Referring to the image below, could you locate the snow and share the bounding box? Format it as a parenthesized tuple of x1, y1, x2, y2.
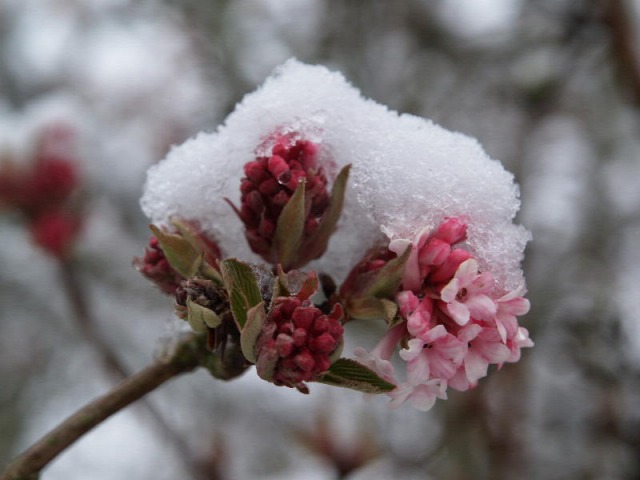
(141, 59, 530, 291)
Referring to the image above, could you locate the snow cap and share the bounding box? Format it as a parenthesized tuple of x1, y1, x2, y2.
(141, 59, 530, 291)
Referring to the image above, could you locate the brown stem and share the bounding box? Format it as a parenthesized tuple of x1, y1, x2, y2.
(0, 334, 203, 480)
(58, 261, 217, 480)
(58, 261, 131, 382)
(603, 0, 640, 107)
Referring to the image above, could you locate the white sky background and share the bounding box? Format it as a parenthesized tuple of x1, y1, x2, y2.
(2, 0, 640, 478)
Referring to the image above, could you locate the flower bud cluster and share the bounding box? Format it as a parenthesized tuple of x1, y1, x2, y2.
(135, 236, 184, 295)
(237, 134, 329, 264)
(0, 124, 82, 258)
(355, 217, 533, 411)
(134, 219, 223, 296)
(257, 296, 343, 390)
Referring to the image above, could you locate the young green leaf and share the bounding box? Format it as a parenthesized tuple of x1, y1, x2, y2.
(186, 297, 222, 333)
(272, 266, 291, 300)
(317, 358, 395, 394)
(363, 246, 411, 298)
(240, 302, 266, 363)
(273, 179, 306, 270)
(220, 258, 263, 329)
(347, 297, 398, 323)
(303, 164, 351, 262)
(149, 224, 201, 278)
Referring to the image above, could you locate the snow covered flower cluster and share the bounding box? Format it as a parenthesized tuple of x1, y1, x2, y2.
(137, 59, 532, 409)
(0, 123, 83, 258)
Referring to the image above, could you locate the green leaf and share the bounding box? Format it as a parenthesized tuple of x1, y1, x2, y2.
(328, 337, 344, 364)
(346, 297, 385, 320)
(317, 358, 395, 394)
(171, 218, 223, 284)
(220, 258, 263, 329)
(380, 298, 400, 325)
(273, 179, 306, 270)
(171, 218, 201, 251)
(240, 302, 266, 363)
(272, 266, 291, 300)
(302, 164, 350, 262)
(256, 345, 279, 382)
(186, 297, 222, 333)
(363, 246, 411, 298)
(347, 297, 398, 322)
(150, 224, 201, 278)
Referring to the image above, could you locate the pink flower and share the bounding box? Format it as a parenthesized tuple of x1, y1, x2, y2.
(390, 217, 469, 292)
(399, 325, 466, 381)
(439, 259, 496, 326)
(396, 292, 466, 380)
(505, 326, 534, 363)
(448, 323, 511, 391)
(388, 379, 448, 412)
(396, 290, 433, 338)
(495, 287, 531, 342)
(353, 323, 405, 384)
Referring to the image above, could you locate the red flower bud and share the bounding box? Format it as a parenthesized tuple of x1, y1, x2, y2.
(235, 133, 331, 265)
(256, 295, 344, 390)
(29, 210, 82, 258)
(134, 236, 184, 295)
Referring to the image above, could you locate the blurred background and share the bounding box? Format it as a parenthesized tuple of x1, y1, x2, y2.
(1, 0, 639, 479)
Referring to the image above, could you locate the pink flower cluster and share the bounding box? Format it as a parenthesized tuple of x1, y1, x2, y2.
(355, 218, 533, 411)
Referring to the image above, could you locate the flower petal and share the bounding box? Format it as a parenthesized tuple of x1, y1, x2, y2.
(447, 300, 470, 325)
(466, 294, 497, 321)
(464, 350, 489, 383)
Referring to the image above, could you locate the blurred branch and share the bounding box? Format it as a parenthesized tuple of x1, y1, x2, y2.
(58, 260, 220, 480)
(59, 261, 131, 381)
(602, 0, 640, 107)
(0, 333, 204, 480)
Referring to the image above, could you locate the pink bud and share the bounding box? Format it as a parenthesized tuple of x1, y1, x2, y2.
(430, 248, 473, 284)
(276, 333, 295, 357)
(310, 333, 338, 354)
(294, 350, 315, 372)
(292, 307, 315, 329)
(432, 217, 467, 244)
(267, 155, 291, 184)
(419, 238, 451, 266)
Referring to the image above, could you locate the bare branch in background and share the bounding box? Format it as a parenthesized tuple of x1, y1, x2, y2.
(602, 0, 640, 107)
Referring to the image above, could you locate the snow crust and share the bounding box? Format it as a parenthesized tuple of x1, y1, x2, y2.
(141, 59, 530, 291)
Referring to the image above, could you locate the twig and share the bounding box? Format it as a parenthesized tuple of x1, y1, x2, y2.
(58, 261, 131, 381)
(602, 0, 640, 107)
(0, 334, 204, 480)
(57, 261, 218, 479)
